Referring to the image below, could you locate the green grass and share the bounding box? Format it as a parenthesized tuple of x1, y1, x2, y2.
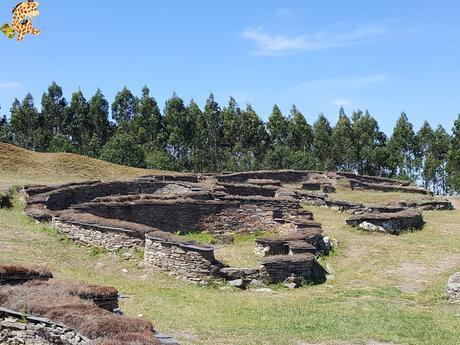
(332, 189, 434, 206)
(1, 193, 459, 344)
(181, 231, 215, 244)
(215, 231, 273, 268)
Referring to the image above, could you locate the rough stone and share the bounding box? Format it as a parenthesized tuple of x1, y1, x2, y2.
(261, 254, 321, 284)
(247, 179, 282, 187)
(255, 288, 274, 294)
(212, 234, 235, 245)
(358, 221, 386, 233)
(346, 210, 424, 235)
(447, 272, 460, 302)
(349, 178, 431, 195)
(144, 231, 223, 281)
(0, 308, 90, 345)
(228, 279, 246, 289)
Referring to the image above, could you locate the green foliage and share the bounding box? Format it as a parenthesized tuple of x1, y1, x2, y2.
(351, 110, 388, 176)
(88, 89, 111, 155)
(68, 91, 91, 155)
(111, 87, 137, 128)
(388, 112, 418, 180)
(264, 146, 314, 170)
(267, 105, 289, 146)
(2, 83, 460, 195)
(41, 82, 68, 145)
(100, 132, 145, 168)
(164, 93, 194, 169)
(48, 134, 75, 153)
(143, 144, 179, 171)
(313, 114, 334, 170)
(0, 112, 12, 143)
(10, 94, 41, 150)
(332, 108, 354, 171)
(448, 114, 460, 192)
(203, 93, 224, 171)
(287, 105, 313, 152)
(133, 86, 163, 148)
(88, 246, 107, 258)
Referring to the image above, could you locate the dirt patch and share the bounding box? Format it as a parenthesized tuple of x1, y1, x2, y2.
(448, 197, 460, 210)
(393, 262, 431, 293)
(392, 254, 460, 293)
(298, 342, 397, 345)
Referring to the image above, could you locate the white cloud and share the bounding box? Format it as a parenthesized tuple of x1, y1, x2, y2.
(241, 26, 384, 56)
(301, 74, 388, 89)
(0, 82, 22, 89)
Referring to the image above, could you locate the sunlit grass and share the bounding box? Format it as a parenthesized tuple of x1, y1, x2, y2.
(332, 189, 432, 206)
(1, 195, 459, 344)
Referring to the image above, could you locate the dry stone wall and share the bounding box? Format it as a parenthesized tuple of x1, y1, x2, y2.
(0, 308, 90, 345)
(261, 254, 322, 284)
(144, 232, 223, 281)
(52, 219, 143, 252)
(346, 209, 424, 235)
(349, 179, 431, 195)
(73, 199, 289, 235)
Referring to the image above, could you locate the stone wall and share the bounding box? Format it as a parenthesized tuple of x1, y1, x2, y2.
(144, 232, 223, 282)
(218, 182, 278, 197)
(220, 195, 300, 211)
(346, 210, 424, 235)
(52, 219, 143, 252)
(255, 229, 325, 257)
(44, 180, 169, 211)
(349, 179, 431, 195)
(335, 172, 411, 186)
(140, 174, 199, 183)
(216, 170, 314, 183)
(73, 199, 288, 234)
(260, 254, 322, 284)
(0, 307, 90, 345)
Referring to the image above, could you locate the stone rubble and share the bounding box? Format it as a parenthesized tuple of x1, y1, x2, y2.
(23, 170, 442, 286)
(0, 309, 90, 345)
(447, 272, 460, 302)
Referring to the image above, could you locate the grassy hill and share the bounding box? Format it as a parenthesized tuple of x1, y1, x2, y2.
(0, 143, 460, 345)
(0, 143, 159, 190)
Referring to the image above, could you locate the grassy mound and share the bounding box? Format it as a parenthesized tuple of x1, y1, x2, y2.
(0, 143, 155, 189)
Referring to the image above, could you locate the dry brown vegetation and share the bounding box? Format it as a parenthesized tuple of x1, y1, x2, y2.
(0, 279, 159, 344)
(0, 143, 156, 190)
(0, 264, 52, 279)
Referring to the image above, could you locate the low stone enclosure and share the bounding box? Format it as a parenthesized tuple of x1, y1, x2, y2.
(22, 170, 454, 285)
(346, 209, 425, 235)
(0, 264, 179, 345)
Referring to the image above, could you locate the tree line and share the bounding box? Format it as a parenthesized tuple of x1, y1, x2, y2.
(0, 82, 459, 194)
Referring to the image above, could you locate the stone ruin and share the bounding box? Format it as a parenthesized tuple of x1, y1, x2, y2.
(0, 264, 179, 345)
(21, 170, 453, 285)
(346, 209, 425, 235)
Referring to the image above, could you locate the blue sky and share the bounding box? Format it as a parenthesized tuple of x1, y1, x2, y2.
(1, 0, 460, 134)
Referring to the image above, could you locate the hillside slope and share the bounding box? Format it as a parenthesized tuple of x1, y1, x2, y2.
(0, 143, 160, 189)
